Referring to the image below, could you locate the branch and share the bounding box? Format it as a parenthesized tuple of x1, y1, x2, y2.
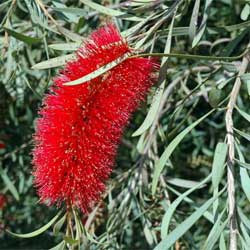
(225, 45, 249, 250)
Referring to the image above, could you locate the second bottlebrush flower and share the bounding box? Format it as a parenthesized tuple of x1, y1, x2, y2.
(33, 24, 158, 213)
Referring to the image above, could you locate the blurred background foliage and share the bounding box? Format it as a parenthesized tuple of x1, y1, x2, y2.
(0, 0, 250, 249)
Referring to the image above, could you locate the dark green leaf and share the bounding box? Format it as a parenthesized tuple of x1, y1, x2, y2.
(3, 27, 42, 45)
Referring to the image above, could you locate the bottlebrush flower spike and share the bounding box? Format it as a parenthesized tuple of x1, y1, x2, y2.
(0, 194, 6, 210)
(33, 24, 158, 213)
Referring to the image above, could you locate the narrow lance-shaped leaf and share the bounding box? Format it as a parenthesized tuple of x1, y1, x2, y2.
(132, 12, 176, 136)
(236, 106, 250, 123)
(3, 27, 42, 45)
(49, 241, 66, 250)
(161, 174, 211, 239)
(235, 143, 250, 202)
(63, 52, 131, 86)
(7, 211, 62, 238)
(155, 187, 225, 250)
(32, 54, 75, 70)
(53, 214, 66, 235)
(240, 73, 250, 96)
(234, 127, 250, 142)
(189, 0, 200, 41)
(211, 142, 227, 189)
(219, 233, 227, 250)
(49, 42, 80, 51)
(192, 0, 215, 47)
(152, 109, 214, 195)
(202, 208, 228, 250)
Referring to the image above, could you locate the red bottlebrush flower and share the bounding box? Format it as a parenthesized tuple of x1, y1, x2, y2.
(33, 24, 158, 213)
(0, 142, 5, 149)
(0, 194, 6, 210)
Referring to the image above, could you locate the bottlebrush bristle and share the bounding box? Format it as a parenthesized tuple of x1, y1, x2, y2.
(32, 23, 158, 213)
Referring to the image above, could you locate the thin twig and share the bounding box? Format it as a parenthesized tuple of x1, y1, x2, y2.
(143, 65, 218, 154)
(225, 44, 249, 250)
(130, 49, 249, 61)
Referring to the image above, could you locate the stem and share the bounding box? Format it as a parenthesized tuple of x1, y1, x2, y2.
(225, 45, 249, 250)
(130, 50, 249, 61)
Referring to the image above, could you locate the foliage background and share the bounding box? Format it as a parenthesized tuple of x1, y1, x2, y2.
(0, 0, 250, 249)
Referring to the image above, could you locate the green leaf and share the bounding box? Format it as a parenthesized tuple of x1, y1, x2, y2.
(244, 73, 250, 96)
(236, 144, 250, 202)
(221, 29, 249, 57)
(80, 0, 142, 21)
(152, 110, 213, 195)
(224, 21, 250, 32)
(0, 167, 19, 201)
(49, 241, 66, 250)
(32, 54, 75, 70)
(0, 0, 11, 12)
(121, 14, 154, 37)
(143, 225, 154, 245)
(3, 27, 42, 45)
(240, 222, 250, 247)
(52, 2, 82, 23)
(241, 4, 250, 21)
(63, 236, 80, 245)
(56, 26, 83, 42)
(236, 106, 250, 123)
(49, 42, 80, 51)
(241, 73, 250, 96)
(234, 128, 250, 142)
(161, 174, 211, 239)
(155, 188, 224, 250)
(166, 178, 204, 189)
(7, 211, 62, 238)
(211, 142, 227, 189)
(189, 0, 201, 41)
(238, 207, 250, 230)
(208, 87, 221, 108)
(132, 13, 175, 136)
(51, 6, 86, 16)
(192, 0, 214, 47)
(132, 84, 164, 136)
(63, 52, 131, 86)
(202, 209, 228, 250)
(219, 233, 227, 250)
(53, 214, 66, 235)
(235, 159, 250, 171)
(247, 82, 250, 96)
(241, 73, 250, 83)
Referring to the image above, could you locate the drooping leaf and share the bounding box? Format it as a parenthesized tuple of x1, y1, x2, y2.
(155, 188, 224, 250)
(132, 12, 176, 136)
(236, 106, 250, 123)
(32, 54, 75, 70)
(7, 211, 62, 238)
(189, 0, 201, 41)
(49, 241, 66, 250)
(3, 27, 42, 45)
(161, 174, 211, 239)
(53, 214, 66, 235)
(152, 110, 214, 195)
(211, 142, 227, 189)
(236, 143, 250, 202)
(202, 208, 228, 250)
